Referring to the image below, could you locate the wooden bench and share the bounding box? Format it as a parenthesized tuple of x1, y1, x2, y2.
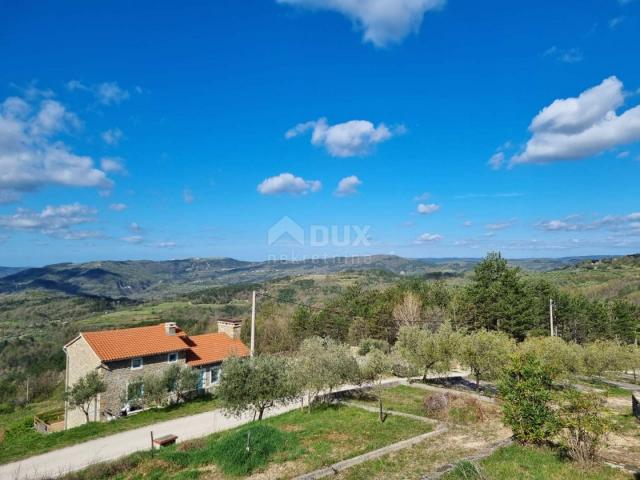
(153, 434, 178, 448)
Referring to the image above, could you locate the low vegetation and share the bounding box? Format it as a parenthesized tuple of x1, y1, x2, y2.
(63, 404, 431, 479)
(443, 444, 629, 480)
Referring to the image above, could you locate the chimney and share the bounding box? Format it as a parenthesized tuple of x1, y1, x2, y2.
(164, 322, 177, 336)
(217, 320, 241, 339)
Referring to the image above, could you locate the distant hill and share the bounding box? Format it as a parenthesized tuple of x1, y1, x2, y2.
(0, 267, 26, 278)
(0, 254, 608, 300)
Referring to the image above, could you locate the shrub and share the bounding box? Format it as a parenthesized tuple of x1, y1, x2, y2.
(498, 353, 558, 444)
(423, 393, 487, 424)
(209, 424, 296, 476)
(447, 460, 487, 479)
(358, 338, 390, 356)
(557, 388, 610, 466)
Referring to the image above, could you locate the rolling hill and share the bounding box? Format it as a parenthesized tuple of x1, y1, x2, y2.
(0, 254, 600, 300)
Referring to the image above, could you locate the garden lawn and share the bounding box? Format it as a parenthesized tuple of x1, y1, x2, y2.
(352, 385, 428, 417)
(443, 444, 631, 480)
(0, 395, 220, 465)
(63, 404, 432, 479)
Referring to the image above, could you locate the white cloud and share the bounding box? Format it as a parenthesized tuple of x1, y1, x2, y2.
(0, 96, 112, 202)
(286, 117, 403, 157)
(609, 16, 625, 28)
(543, 46, 583, 64)
(277, 0, 445, 47)
(257, 173, 322, 195)
(153, 241, 177, 249)
(616, 150, 630, 158)
(96, 82, 130, 105)
(183, 188, 195, 204)
(128, 222, 143, 232)
(121, 235, 144, 244)
(109, 203, 127, 212)
(101, 127, 123, 145)
(538, 212, 640, 232)
(416, 232, 443, 242)
(334, 175, 362, 196)
(413, 192, 430, 201)
(416, 203, 440, 215)
(463, 220, 473, 227)
(486, 220, 516, 231)
(67, 80, 130, 105)
(100, 157, 127, 175)
(0, 203, 99, 239)
(488, 152, 504, 170)
(511, 76, 640, 165)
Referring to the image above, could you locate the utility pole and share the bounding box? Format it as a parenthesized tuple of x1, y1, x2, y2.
(250, 290, 256, 357)
(549, 298, 554, 337)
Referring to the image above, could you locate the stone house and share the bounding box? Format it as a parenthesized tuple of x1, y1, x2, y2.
(63, 320, 249, 430)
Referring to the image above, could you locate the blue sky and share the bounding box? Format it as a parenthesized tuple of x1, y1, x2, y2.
(1, 0, 639, 266)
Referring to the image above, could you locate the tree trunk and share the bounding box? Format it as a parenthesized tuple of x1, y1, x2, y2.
(258, 407, 265, 421)
(475, 374, 480, 390)
(379, 396, 384, 423)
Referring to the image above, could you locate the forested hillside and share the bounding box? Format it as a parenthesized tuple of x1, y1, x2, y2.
(0, 253, 638, 410)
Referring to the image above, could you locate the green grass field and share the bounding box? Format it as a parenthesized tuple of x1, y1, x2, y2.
(442, 444, 630, 480)
(0, 395, 220, 465)
(63, 404, 432, 479)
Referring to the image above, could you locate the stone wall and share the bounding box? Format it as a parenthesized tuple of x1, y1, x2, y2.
(100, 351, 187, 418)
(64, 336, 102, 430)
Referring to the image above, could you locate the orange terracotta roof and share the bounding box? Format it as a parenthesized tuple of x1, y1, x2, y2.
(185, 332, 250, 367)
(82, 324, 190, 362)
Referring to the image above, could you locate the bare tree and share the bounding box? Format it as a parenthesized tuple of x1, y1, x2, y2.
(393, 292, 422, 327)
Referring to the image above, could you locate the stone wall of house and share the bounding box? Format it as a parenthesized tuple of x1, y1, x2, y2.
(64, 336, 102, 430)
(100, 351, 187, 418)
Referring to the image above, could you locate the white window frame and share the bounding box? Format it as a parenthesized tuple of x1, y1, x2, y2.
(210, 365, 221, 385)
(131, 357, 143, 370)
(167, 352, 178, 363)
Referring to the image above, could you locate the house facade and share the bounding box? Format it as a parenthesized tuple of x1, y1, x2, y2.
(63, 320, 249, 430)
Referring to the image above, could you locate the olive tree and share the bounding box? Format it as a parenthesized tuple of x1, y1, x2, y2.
(163, 364, 200, 403)
(361, 349, 393, 422)
(518, 336, 582, 379)
(394, 320, 462, 381)
(582, 340, 627, 376)
(460, 329, 515, 389)
(295, 336, 360, 411)
(217, 355, 298, 420)
(65, 371, 107, 424)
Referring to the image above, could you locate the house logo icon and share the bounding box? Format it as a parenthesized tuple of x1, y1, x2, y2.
(267, 216, 305, 246)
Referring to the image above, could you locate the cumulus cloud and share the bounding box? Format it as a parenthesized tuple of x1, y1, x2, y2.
(416, 232, 443, 242)
(538, 212, 640, 232)
(286, 117, 403, 157)
(0, 96, 112, 202)
(334, 175, 362, 196)
(109, 203, 128, 212)
(257, 173, 322, 195)
(543, 46, 583, 64)
(277, 0, 445, 47)
(153, 241, 177, 249)
(488, 152, 505, 170)
(183, 188, 195, 204)
(100, 157, 127, 175)
(121, 235, 144, 244)
(101, 127, 123, 145)
(417, 203, 440, 215)
(511, 76, 640, 165)
(486, 220, 516, 231)
(0, 203, 99, 239)
(67, 80, 130, 105)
